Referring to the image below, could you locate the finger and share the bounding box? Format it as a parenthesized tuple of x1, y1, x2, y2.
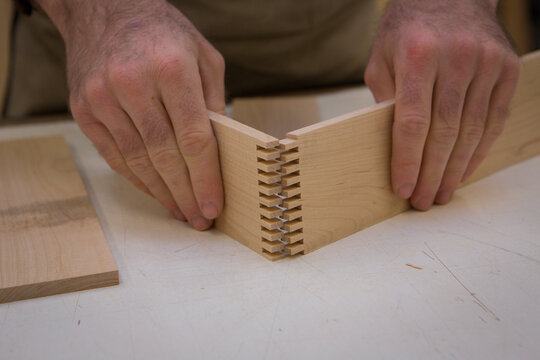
(158, 55, 224, 222)
(364, 55, 395, 103)
(108, 65, 211, 230)
(410, 43, 476, 210)
(83, 78, 186, 221)
(71, 100, 151, 196)
(391, 36, 438, 199)
(435, 52, 502, 204)
(198, 41, 226, 114)
(462, 55, 520, 182)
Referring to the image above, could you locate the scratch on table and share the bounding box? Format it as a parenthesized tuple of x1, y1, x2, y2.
(72, 294, 81, 323)
(439, 230, 540, 265)
(425, 242, 500, 321)
(174, 243, 198, 253)
(422, 250, 435, 261)
(406, 263, 423, 270)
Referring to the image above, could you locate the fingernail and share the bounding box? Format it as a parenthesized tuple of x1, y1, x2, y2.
(191, 215, 210, 231)
(413, 196, 432, 211)
(173, 208, 186, 222)
(201, 201, 218, 219)
(436, 189, 452, 204)
(396, 183, 414, 199)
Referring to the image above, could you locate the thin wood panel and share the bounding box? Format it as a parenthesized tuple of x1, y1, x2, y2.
(288, 51, 540, 254)
(210, 111, 281, 255)
(0, 136, 118, 303)
(288, 103, 408, 254)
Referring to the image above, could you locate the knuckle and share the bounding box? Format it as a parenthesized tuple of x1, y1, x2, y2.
(83, 77, 109, 104)
(447, 37, 478, 74)
(155, 54, 190, 80)
(107, 62, 140, 91)
(395, 115, 430, 138)
(150, 147, 181, 174)
(431, 124, 460, 146)
(461, 123, 485, 144)
(449, 36, 477, 56)
(125, 154, 152, 175)
(402, 32, 438, 64)
(480, 41, 504, 67)
(178, 127, 213, 157)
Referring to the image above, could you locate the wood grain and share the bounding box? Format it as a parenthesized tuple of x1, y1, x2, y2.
(0, 136, 118, 303)
(286, 50, 540, 254)
(210, 111, 282, 258)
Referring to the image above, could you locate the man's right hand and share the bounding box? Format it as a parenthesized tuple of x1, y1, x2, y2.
(38, 0, 225, 230)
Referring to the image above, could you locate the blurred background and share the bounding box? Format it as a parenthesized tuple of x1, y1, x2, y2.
(1, 0, 539, 119)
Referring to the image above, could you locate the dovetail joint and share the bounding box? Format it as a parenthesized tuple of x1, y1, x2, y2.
(257, 142, 304, 260)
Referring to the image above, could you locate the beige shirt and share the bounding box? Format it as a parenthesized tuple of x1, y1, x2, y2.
(5, 0, 377, 117)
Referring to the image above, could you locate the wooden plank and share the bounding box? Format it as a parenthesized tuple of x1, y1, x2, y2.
(210, 111, 281, 255)
(0, 136, 118, 303)
(287, 51, 540, 254)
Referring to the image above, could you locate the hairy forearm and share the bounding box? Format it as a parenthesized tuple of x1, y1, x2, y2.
(33, 0, 165, 42)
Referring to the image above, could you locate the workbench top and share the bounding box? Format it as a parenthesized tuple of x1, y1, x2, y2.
(0, 119, 538, 360)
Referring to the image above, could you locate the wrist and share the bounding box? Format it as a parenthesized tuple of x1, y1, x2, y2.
(33, 0, 141, 42)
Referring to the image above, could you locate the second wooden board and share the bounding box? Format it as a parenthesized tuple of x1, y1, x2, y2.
(0, 136, 119, 304)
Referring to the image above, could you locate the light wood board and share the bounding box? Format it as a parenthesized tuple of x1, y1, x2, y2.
(0, 136, 118, 303)
(210, 111, 282, 258)
(286, 50, 540, 254)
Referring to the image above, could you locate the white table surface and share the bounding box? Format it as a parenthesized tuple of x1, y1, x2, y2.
(0, 107, 539, 360)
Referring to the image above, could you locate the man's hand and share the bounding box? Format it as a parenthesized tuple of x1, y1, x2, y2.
(364, 0, 520, 210)
(38, 0, 225, 229)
